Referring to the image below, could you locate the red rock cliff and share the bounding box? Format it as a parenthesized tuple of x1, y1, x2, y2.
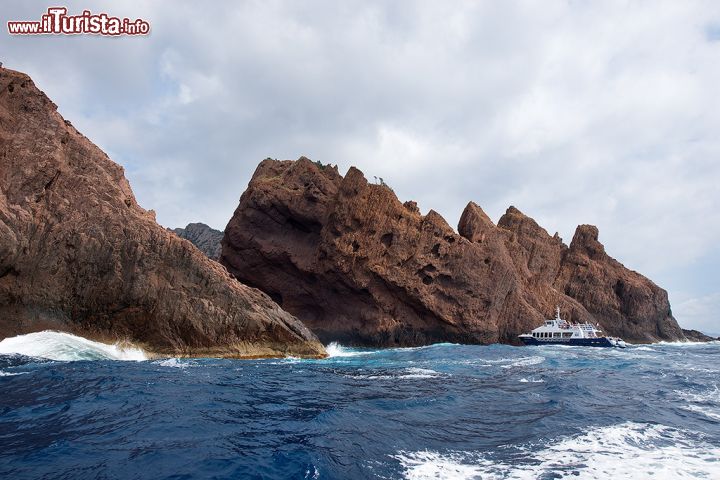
(221, 157, 685, 346)
(0, 68, 325, 358)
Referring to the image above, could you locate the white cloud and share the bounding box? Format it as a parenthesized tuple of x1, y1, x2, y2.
(674, 292, 720, 336)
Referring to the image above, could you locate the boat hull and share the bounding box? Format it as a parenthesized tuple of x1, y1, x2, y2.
(520, 337, 617, 347)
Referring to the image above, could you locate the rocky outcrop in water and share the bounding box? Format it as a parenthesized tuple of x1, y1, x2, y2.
(171, 223, 223, 260)
(221, 157, 687, 346)
(681, 329, 715, 342)
(0, 68, 325, 358)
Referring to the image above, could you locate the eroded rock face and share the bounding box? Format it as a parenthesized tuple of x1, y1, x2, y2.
(171, 223, 223, 260)
(0, 68, 325, 358)
(222, 158, 687, 346)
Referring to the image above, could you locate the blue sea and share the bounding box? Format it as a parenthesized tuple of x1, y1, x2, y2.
(1, 332, 719, 479)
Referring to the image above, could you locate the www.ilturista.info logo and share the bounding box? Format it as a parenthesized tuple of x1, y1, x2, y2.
(7, 7, 150, 36)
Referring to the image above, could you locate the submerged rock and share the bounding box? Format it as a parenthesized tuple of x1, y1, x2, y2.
(0, 68, 325, 358)
(222, 157, 687, 346)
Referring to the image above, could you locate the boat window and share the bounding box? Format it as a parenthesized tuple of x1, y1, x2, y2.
(563, 332, 572, 338)
(553, 332, 561, 338)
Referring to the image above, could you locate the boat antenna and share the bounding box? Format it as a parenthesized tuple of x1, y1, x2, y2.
(555, 306, 561, 320)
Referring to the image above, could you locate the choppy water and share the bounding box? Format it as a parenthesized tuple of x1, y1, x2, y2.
(1, 332, 719, 479)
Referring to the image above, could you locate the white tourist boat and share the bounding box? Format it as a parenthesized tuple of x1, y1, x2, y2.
(519, 307, 627, 348)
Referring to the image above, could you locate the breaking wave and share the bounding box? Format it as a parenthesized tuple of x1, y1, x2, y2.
(395, 422, 720, 479)
(152, 358, 195, 369)
(676, 384, 720, 421)
(519, 377, 544, 383)
(325, 342, 377, 357)
(0, 331, 146, 361)
(344, 367, 445, 380)
(325, 342, 460, 358)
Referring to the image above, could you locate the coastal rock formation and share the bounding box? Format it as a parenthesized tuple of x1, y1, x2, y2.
(171, 223, 223, 260)
(222, 157, 686, 346)
(682, 329, 716, 342)
(0, 68, 325, 358)
(554, 225, 684, 343)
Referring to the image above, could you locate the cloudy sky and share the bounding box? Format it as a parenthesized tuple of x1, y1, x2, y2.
(2, 1, 719, 333)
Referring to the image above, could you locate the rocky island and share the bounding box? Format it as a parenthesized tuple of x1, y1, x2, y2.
(0, 67, 703, 355)
(221, 158, 693, 346)
(0, 68, 325, 358)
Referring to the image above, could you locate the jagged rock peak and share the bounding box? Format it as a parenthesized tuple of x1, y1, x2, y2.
(569, 224, 606, 258)
(506, 205, 523, 215)
(458, 202, 495, 243)
(340, 166, 370, 191)
(423, 209, 454, 232)
(499, 205, 541, 231)
(403, 200, 421, 215)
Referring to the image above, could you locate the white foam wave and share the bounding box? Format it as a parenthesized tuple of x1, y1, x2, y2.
(403, 367, 443, 379)
(153, 358, 193, 369)
(325, 342, 377, 358)
(656, 340, 719, 346)
(345, 367, 445, 380)
(0, 331, 146, 361)
(386, 342, 461, 353)
(325, 342, 462, 358)
(632, 346, 655, 351)
(500, 356, 545, 369)
(395, 422, 720, 479)
(676, 384, 720, 420)
(684, 404, 720, 421)
(395, 451, 485, 479)
(0, 371, 28, 376)
(676, 384, 720, 403)
(519, 377, 544, 383)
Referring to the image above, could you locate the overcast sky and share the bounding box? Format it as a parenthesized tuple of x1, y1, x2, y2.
(2, 1, 719, 333)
